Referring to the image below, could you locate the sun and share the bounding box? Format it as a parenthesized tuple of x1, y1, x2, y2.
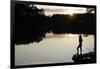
(69, 13, 74, 16)
(68, 13, 75, 19)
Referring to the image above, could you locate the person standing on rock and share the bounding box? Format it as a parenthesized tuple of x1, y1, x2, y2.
(77, 34, 83, 54)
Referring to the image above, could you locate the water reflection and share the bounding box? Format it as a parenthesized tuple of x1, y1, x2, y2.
(15, 34, 94, 66)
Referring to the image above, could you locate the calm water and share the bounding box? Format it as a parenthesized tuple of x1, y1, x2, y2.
(15, 34, 94, 66)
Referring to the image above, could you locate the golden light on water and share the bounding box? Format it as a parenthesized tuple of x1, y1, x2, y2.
(65, 34, 78, 37)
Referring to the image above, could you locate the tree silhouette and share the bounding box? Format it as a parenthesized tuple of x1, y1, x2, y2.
(14, 2, 50, 44)
(50, 13, 95, 34)
(13, 2, 96, 44)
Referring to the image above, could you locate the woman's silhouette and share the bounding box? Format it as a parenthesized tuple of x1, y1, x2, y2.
(77, 34, 83, 54)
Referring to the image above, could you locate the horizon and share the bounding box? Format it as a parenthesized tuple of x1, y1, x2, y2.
(35, 4, 87, 16)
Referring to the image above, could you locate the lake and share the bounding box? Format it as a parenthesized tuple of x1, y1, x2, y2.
(15, 34, 94, 66)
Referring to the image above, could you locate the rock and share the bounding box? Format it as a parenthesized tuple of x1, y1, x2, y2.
(72, 52, 96, 63)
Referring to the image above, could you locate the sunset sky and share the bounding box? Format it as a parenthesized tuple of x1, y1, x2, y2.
(35, 4, 87, 16)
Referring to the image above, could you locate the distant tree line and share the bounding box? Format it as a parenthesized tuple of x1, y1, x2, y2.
(51, 13, 95, 34)
(13, 2, 96, 44)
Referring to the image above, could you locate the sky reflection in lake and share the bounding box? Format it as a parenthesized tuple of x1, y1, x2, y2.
(15, 34, 94, 66)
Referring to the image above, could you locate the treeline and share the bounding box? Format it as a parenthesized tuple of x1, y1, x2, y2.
(13, 2, 96, 44)
(51, 13, 95, 34)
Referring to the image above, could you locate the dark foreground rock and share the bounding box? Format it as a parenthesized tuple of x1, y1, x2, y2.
(72, 52, 96, 63)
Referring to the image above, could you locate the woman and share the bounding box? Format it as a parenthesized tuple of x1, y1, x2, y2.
(77, 34, 83, 54)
